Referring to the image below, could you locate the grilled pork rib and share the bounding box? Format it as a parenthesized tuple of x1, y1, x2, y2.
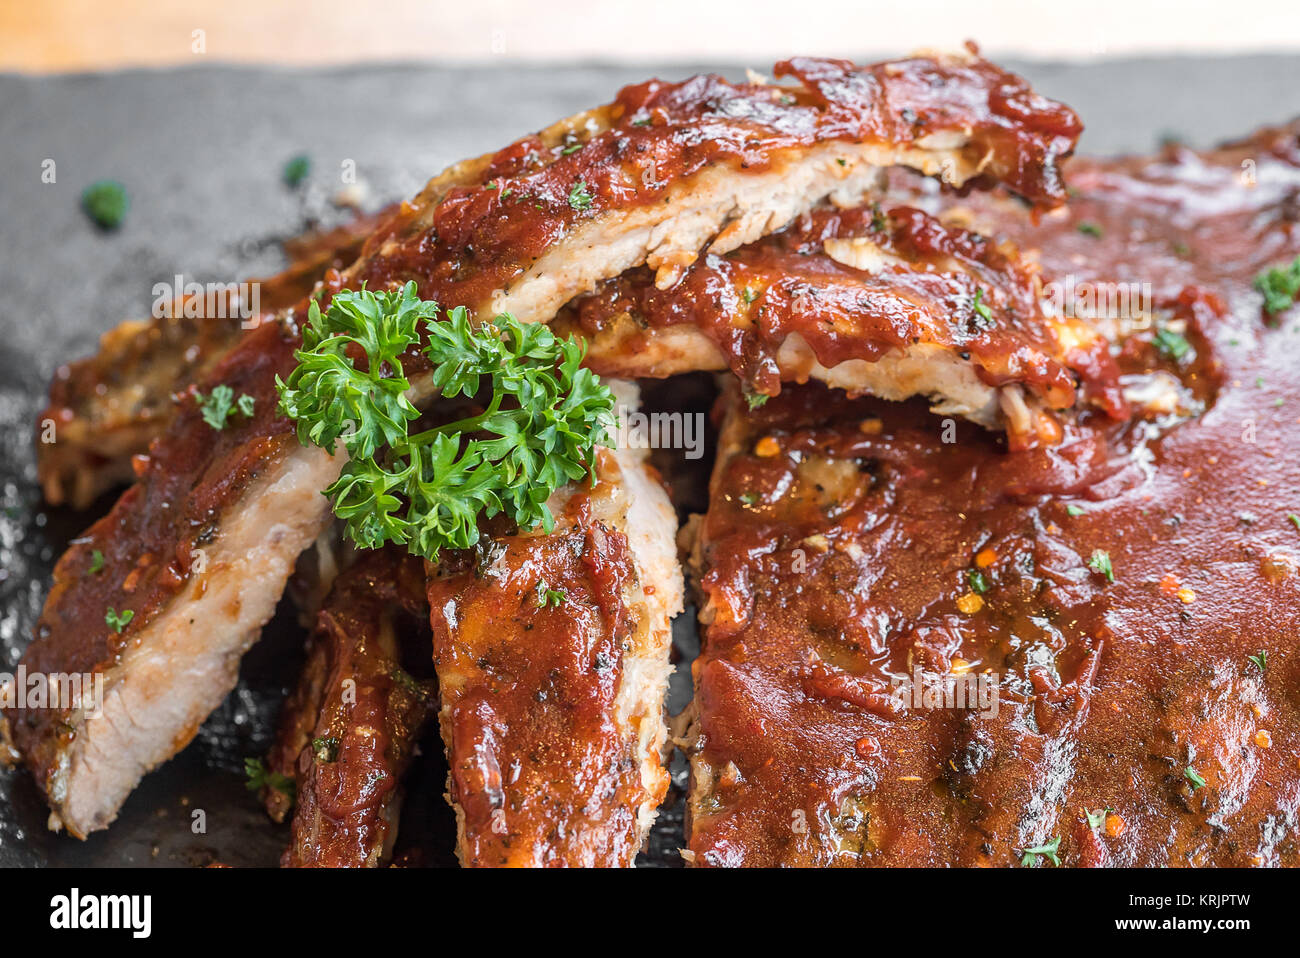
(37, 211, 391, 509)
(343, 49, 1079, 328)
(5, 51, 1079, 837)
(560, 203, 1124, 447)
(426, 383, 683, 866)
(269, 548, 436, 868)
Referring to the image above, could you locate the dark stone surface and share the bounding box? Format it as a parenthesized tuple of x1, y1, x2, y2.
(1, 55, 1297, 867)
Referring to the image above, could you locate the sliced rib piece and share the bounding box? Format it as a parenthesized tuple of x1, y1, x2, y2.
(346, 50, 1079, 327)
(7, 319, 343, 839)
(5, 50, 1075, 838)
(37, 209, 392, 509)
(558, 203, 1125, 446)
(269, 548, 436, 868)
(4, 149, 501, 837)
(426, 383, 683, 866)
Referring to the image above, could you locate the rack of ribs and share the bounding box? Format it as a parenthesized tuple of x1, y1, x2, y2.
(2, 50, 1080, 839)
(683, 123, 1300, 866)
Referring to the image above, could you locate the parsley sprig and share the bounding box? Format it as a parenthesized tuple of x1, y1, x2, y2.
(276, 282, 615, 561)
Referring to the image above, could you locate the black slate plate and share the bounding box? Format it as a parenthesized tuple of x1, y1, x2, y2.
(2, 54, 1297, 867)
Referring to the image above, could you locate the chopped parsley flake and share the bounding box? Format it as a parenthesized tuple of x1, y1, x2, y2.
(536, 581, 566, 608)
(195, 384, 256, 431)
(745, 391, 769, 410)
(1184, 766, 1206, 790)
(1066, 504, 1085, 517)
(1088, 549, 1114, 582)
(967, 569, 990, 594)
(312, 736, 340, 763)
(245, 757, 295, 800)
(568, 179, 594, 211)
(81, 180, 129, 230)
(1152, 327, 1191, 362)
(1254, 255, 1300, 316)
(104, 607, 134, 633)
(972, 288, 994, 327)
(1019, 835, 1061, 867)
(88, 549, 105, 574)
(1085, 807, 1113, 830)
(282, 154, 311, 188)
(1077, 221, 1103, 238)
(1247, 651, 1267, 673)
(1289, 513, 1300, 532)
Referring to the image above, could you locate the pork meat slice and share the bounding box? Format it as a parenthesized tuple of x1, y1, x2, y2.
(426, 382, 683, 866)
(268, 548, 436, 867)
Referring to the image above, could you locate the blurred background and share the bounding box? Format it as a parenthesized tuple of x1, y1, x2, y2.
(3, 0, 1299, 72)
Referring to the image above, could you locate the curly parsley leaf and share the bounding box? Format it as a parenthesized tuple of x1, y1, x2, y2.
(277, 283, 433, 460)
(278, 283, 615, 561)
